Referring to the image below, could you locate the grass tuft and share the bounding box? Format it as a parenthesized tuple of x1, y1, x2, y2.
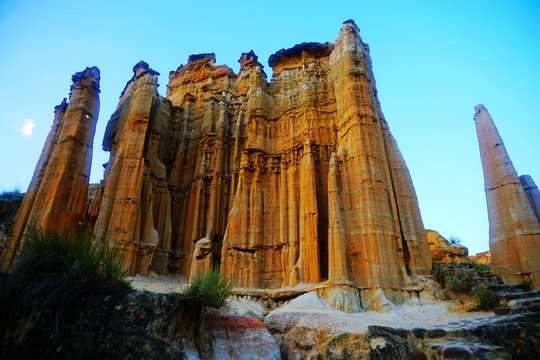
(170, 268, 233, 351)
(432, 261, 448, 285)
(183, 268, 233, 310)
(0, 227, 129, 340)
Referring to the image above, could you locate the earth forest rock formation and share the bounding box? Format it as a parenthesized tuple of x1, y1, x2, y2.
(2, 21, 434, 304)
(474, 105, 540, 287)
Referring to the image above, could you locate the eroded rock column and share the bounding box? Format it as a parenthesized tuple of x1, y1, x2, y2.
(1, 67, 100, 271)
(474, 104, 540, 286)
(329, 20, 431, 294)
(93, 62, 166, 275)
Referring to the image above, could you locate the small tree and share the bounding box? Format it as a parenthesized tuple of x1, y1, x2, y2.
(448, 235, 462, 244)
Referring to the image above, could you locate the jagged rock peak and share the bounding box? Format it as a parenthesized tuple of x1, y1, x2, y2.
(474, 103, 487, 115)
(239, 50, 263, 69)
(188, 53, 216, 64)
(333, 18, 367, 56)
(268, 42, 334, 68)
(342, 19, 360, 31)
(5, 21, 436, 304)
(70, 66, 100, 94)
(54, 98, 68, 113)
(71, 66, 100, 83)
(120, 60, 160, 98)
(427, 230, 469, 263)
(133, 60, 160, 77)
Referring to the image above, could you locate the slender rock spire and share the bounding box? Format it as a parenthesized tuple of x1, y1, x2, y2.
(1, 67, 100, 271)
(474, 104, 540, 286)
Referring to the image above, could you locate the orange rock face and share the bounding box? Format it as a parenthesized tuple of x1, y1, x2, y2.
(474, 104, 540, 287)
(426, 230, 469, 263)
(89, 20, 432, 297)
(0, 67, 100, 270)
(470, 250, 491, 265)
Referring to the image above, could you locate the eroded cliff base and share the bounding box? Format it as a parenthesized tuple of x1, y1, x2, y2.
(2, 278, 538, 360)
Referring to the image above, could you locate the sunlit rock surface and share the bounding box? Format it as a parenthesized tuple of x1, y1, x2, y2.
(470, 250, 491, 265)
(427, 230, 469, 263)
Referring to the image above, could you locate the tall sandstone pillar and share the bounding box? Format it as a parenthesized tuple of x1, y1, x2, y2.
(92, 61, 173, 276)
(474, 104, 540, 287)
(1, 67, 100, 271)
(328, 20, 431, 293)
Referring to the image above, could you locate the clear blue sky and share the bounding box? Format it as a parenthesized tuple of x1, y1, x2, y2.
(1, 1, 538, 255)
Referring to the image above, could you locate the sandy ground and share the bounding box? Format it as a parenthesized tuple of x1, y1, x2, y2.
(128, 274, 497, 332)
(127, 273, 188, 293)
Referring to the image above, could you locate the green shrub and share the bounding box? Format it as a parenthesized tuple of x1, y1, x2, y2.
(0, 186, 21, 197)
(170, 268, 233, 350)
(432, 262, 448, 285)
(471, 260, 491, 273)
(448, 235, 462, 244)
(432, 262, 472, 294)
(476, 289, 499, 310)
(449, 277, 472, 294)
(521, 279, 533, 291)
(0, 227, 129, 339)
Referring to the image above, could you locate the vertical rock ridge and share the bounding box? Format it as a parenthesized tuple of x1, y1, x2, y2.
(93, 62, 165, 275)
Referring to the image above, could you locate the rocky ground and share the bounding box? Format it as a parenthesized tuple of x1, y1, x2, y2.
(0, 268, 538, 359)
(124, 273, 540, 359)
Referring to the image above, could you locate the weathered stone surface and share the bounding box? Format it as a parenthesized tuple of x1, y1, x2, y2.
(0, 287, 280, 360)
(207, 311, 280, 360)
(470, 250, 491, 265)
(1, 67, 100, 271)
(427, 229, 469, 263)
(265, 309, 539, 360)
(88, 20, 431, 301)
(474, 104, 540, 287)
